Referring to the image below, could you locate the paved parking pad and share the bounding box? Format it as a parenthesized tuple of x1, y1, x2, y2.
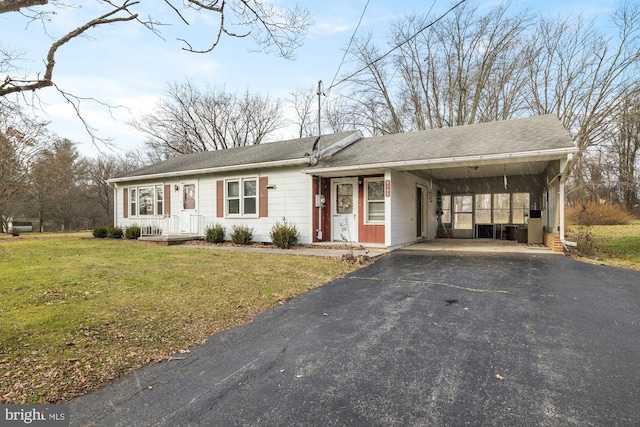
(70, 251, 640, 426)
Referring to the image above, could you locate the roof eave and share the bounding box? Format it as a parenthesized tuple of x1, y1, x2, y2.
(108, 158, 309, 184)
(304, 147, 578, 175)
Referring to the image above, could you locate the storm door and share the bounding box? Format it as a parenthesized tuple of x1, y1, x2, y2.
(181, 182, 197, 233)
(332, 179, 358, 242)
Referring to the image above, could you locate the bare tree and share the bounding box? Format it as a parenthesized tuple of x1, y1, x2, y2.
(344, 1, 532, 134)
(84, 153, 144, 227)
(289, 86, 317, 138)
(131, 80, 286, 156)
(347, 33, 404, 135)
(323, 95, 356, 133)
(526, 1, 640, 195)
(0, 111, 46, 232)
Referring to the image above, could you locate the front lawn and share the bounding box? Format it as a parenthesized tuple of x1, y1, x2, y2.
(0, 233, 357, 404)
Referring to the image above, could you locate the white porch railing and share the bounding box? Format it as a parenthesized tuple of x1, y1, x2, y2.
(138, 214, 205, 236)
(139, 215, 179, 236)
(185, 214, 205, 235)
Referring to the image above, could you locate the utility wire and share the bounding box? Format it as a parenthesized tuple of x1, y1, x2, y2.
(326, 0, 468, 93)
(327, 0, 371, 95)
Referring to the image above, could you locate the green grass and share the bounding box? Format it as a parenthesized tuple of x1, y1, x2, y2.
(566, 220, 640, 270)
(0, 233, 357, 404)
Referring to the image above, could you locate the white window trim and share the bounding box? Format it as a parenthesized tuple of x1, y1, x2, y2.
(128, 184, 165, 217)
(364, 178, 385, 224)
(225, 177, 259, 218)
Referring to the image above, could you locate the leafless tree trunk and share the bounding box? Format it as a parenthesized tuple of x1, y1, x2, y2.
(608, 93, 640, 210)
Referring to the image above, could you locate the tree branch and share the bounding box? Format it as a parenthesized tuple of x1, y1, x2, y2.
(0, 1, 139, 97)
(0, 0, 48, 14)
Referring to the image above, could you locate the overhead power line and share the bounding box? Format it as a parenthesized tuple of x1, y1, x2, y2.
(327, 0, 371, 95)
(326, 0, 468, 93)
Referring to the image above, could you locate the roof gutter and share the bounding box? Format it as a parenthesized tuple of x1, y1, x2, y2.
(107, 158, 308, 184)
(304, 147, 579, 174)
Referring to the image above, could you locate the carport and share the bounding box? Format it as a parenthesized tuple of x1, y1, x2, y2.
(306, 115, 577, 251)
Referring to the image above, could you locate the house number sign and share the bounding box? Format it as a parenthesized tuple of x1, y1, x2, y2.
(385, 180, 391, 197)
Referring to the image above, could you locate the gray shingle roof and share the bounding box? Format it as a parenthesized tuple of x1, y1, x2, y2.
(113, 115, 574, 181)
(113, 132, 357, 180)
(310, 114, 575, 169)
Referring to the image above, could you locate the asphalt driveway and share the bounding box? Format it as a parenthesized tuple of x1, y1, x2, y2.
(69, 251, 640, 426)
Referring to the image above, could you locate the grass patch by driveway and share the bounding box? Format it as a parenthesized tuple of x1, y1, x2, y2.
(567, 220, 640, 270)
(0, 233, 357, 404)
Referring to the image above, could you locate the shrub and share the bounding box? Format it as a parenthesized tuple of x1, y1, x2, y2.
(125, 225, 141, 240)
(565, 202, 634, 226)
(205, 223, 226, 243)
(269, 218, 301, 249)
(107, 226, 124, 239)
(230, 224, 254, 245)
(93, 226, 108, 238)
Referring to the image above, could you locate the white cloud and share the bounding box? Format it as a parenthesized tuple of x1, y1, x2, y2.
(311, 20, 352, 36)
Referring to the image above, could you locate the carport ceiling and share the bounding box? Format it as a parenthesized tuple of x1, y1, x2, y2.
(419, 160, 551, 180)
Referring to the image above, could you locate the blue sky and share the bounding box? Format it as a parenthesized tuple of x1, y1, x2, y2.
(0, 0, 619, 157)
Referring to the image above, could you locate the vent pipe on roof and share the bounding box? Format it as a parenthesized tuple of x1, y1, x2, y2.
(309, 136, 321, 165)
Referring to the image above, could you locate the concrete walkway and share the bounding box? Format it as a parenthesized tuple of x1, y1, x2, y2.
(403, 238, 561, 254)
(177, 239, 561, 258)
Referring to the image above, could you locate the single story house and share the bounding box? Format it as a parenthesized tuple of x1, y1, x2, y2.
(108, 114, 577, 250)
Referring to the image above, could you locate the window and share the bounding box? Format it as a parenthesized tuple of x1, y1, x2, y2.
(336, 183, 354, 214)
(365, 179, 385, 223)
(183, 184, 196, 210)
(493, 193, 510, 224)
(130, 188, 137, 218)
(512, 193, 530, 224)
(128, 185, 164, 216)
(244, 180, 257, 215)
(453, 195, 473, 230)
(156, 186, 164, 215)
(475, 194, 491, 224)
(226, 178, 257, 216)
(138, 187, 154, 215)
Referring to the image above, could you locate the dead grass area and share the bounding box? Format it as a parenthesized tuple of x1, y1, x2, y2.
(0, 233, 358, 404)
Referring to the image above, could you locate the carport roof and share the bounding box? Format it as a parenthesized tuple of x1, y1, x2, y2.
(306, 114, 577, 176)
